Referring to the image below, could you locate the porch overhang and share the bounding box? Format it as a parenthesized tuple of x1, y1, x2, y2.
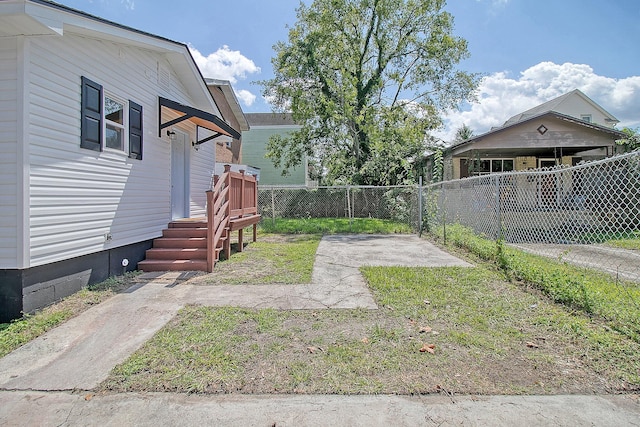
(158, 97, 241, 144)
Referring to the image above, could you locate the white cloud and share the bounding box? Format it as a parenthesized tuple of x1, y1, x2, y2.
(121, 0, 134, 10)
(189, 45, 261, 107)
(97, 0, 134, 10)
(475, 0, 510, 10)
(435, 62, 640, 143)
(189, 45, 261, 84)
(235, 89, 257, 107)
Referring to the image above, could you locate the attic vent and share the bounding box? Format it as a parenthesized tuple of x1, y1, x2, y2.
(157, 62, 171, 92)
(537, 124, 548, 135)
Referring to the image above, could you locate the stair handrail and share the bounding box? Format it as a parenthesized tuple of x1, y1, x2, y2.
(206, 165, 232, 272)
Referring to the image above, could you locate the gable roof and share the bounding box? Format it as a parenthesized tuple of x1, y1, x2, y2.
(206, 79, 250, 132)
(1, 0, 223, 122)
(448, 110, 625, 156)
(503, 89, 619, 127)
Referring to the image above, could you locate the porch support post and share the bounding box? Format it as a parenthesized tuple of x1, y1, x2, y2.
(206, 189, 214, 272)
(223, 165, 231, 260)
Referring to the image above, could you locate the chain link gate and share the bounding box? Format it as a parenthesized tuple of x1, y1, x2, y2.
(424, 151, 640, 283)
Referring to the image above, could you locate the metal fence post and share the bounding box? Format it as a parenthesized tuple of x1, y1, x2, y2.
(418, 177, 423, 236)
(346, 185, 352, 230)
(442, 185, 447, 245)
(271, 188, 275, 225)
(495, 174, 501, 240)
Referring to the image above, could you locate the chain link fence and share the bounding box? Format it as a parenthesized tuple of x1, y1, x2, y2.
(258, 185, 421, 228)
(424, 151, 640, 283)
(256, 151, 639, 283)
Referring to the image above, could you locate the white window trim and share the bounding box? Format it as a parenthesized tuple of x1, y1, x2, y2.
(103, 91, 129, 154)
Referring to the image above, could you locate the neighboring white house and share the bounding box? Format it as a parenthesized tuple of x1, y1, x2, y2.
(0, 0, 240, 321)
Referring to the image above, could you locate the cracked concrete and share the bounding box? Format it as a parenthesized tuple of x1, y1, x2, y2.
(1, 234, 638, 426)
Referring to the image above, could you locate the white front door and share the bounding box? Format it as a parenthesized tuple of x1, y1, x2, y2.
(171, 131, 189, 219)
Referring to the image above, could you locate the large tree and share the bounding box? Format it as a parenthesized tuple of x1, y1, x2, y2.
(616, 127, 640, 152)
(261, 0, 478, 185)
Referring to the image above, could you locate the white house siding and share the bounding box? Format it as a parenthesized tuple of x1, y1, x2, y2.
(26, 34, 210, 267)
(0, 38, 18, 268)
(189, 142, 216, 217)
(557, 96, 611, 128)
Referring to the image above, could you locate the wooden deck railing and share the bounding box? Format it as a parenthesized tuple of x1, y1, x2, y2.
(206, 165, 260, 272)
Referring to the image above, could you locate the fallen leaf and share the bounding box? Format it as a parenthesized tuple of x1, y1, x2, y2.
(526, 341, 539, 348)
(419, 343, 436, 354)
(84, 394, 93, 401)
(361, 337, 369, 344)
(419, 326, 432, 334)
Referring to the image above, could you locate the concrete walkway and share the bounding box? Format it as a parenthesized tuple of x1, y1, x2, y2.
(1, 391, 639, 426)
(1, 234, 638, 426)
(513, 242, 640, 282)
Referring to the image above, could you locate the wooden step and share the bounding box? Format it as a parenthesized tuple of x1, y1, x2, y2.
(152, 237, 207, 248)
(138, 259, 208, 272)
(169, 221, 207, 229)
(162, 227, 207, 238)
(145, 247, 207, 260)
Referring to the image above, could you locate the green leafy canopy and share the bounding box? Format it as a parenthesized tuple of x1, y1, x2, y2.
(616, 127, 640, 152)
(260, 0, 479, 185)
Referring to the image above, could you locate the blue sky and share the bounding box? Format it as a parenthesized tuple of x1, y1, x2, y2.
(57, 0, 640, 141)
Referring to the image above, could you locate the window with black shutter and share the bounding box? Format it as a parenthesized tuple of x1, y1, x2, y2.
(80, 76, 143, 160)
(129, 101, 143, 160)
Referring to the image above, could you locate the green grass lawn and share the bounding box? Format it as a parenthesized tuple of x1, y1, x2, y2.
(579, 230, 640, 250)
(191, 234, 321, 285)
(4, 218, 639, 396)
(258, 217, 413, 234)
(436, 224, 640, 343)
(101, 264, 640, 394)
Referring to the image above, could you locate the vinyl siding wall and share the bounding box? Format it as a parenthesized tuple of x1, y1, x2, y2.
(189, 141, 216, 217)
(0, 38, 18, 268)
(557, 97, 612, 127)
(26, 34, 214, 267)
(242, 126, 306, 186)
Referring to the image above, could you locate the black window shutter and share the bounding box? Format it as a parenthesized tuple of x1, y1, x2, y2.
(129, 101, 143, 160)
(80, 76, 102, 152)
